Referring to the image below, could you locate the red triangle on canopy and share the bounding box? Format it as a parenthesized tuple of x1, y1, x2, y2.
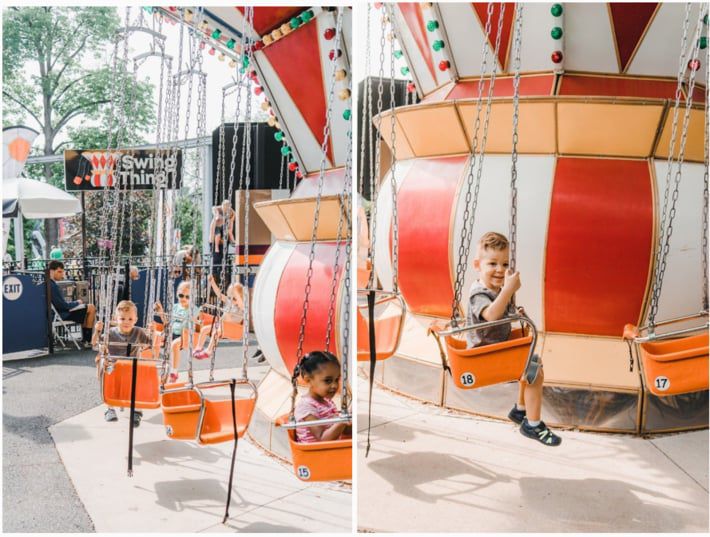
(608, 3, 659, 72)
(398, 3, 437, 82)
(472, 3, 515, 72)
(262, 20, 333, 164)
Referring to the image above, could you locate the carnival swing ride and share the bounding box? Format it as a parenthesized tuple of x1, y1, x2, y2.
(360, 2, 708, 435)
(89, 4, 352, 522)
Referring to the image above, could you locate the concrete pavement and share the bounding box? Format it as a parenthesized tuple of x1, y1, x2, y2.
(50, 365, 351, 533)
(357, 376, 709, 532)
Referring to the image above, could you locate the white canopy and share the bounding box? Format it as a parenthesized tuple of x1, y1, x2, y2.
(3, 177, 82, 219)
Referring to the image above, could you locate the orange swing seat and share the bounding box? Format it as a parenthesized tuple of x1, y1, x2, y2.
(99, 341, 162, 409)
(101, 360, 161, 409)
(430, 315, 537, 390)
(624, 322, 709, 397)
(356, 290, 405, 362)
(276, 415, 352, 482)
(161, 380, 257, 444)
(199, 312, 245, 342)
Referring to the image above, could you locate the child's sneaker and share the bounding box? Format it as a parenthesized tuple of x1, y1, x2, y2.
(132, 410, 143, 428)
(193, 348, 210, 360)
(520, 418, 562, 446)
(104, 408, 118, 422)
(507, 405, 526, 425)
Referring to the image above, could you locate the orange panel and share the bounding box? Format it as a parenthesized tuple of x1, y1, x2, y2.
(397, 105, 469, 156)
(373, 112, 416, 161)
(398, 156, 467, 317)
(558, 74, 676, 99)
(447, 74, 555, 100)
(458, 101, 556, 154)
(654, 107, 706, 162)
(557, 102, 663, 157)
(545, 158, 653, 336)
(274, 242, 345, 373)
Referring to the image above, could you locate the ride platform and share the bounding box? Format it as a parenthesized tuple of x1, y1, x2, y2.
(49, 366, 351, 533)
(358, 374, 709, 532)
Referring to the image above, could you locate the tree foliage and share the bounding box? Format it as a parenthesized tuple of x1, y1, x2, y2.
(3, 6, 156, 248)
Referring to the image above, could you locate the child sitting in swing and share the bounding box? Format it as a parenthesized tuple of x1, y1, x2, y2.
(293, 351, 352, 443)
(192, 274, 244, 360)
(467, 232, 561, 446)
(153, 281, 200, 383)
(92, 300, 152, 426)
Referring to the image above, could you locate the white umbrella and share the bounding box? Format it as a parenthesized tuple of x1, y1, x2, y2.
(3, 177, 82, 219)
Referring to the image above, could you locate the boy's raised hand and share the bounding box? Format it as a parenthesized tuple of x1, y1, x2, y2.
(503, 269, 521, 294)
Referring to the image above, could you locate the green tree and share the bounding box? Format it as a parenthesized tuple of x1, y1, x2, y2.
(2, 7, 155, 248)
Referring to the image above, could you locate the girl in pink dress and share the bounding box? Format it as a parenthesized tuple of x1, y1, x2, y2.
(293, 351, 351, 443)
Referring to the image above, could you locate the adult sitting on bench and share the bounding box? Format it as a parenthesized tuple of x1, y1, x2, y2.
(48, 260, 96, 345)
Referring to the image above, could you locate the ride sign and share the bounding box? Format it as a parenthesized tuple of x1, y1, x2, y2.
(64, 148, 182, 191)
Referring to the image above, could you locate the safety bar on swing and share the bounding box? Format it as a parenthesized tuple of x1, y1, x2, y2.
(278, 413, 352, 430)
(200, 303, 239, 315)
(356, 288, 403, 302)
(101, 344, 163, 365)
(624, 311, 709, 343)
(432, 314, 538, 370)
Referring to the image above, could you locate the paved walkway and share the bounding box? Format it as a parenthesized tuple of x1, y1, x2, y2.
(4, 344, 351, 532)
(51, 396, 351, 532)
(358, 377, 709, 532)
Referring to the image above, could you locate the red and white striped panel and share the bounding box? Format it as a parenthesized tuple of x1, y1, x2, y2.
(199, 8, 351, 174)
(374, 155, 705, 337)
(254, 8, 351, 174)
(253, 240, 347, 378)
(395, 2, 707, 94)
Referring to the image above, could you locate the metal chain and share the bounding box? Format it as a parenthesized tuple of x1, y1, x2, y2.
(385, 4, 400, 293)
(206, 8, 251, 379)
(509, 4, 523, 271)
(183, 27, 206, 386)
(295, 8, 345, 364)
(359, 3, 373, 198)
(648, 3, 706, 326)
(97, 7, 130, 330)
(450, 2, 500, 323)
(325, 127, 352, 351)
(102, 8, 134, 345)
(367, 9, 388, 290)
(240, 6, 255, 379)
(340, 132, 354, 411)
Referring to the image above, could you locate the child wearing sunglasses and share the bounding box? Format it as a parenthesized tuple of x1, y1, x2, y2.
(154, 281, 199, 382)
